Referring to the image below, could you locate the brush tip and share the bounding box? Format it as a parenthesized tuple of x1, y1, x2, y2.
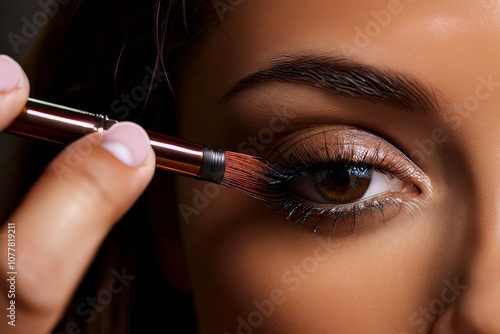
(221, 151, 274, 201)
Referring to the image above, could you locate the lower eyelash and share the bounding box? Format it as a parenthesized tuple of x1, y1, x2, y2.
(267, 191, 404, 234)
(258, 156, 409, 234)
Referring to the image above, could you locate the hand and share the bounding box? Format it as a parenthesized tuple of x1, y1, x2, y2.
(0, 55, 155, 333)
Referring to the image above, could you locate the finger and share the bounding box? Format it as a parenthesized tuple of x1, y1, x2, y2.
(0, 55, 30, 131)
(0, 122, 155, 333)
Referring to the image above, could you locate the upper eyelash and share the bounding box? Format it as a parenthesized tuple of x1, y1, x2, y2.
(266, 141, 414, 183)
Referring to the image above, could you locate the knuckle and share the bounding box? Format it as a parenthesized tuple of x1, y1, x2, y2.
(70, 161, 121, 219)
(50, 140, 124, 223)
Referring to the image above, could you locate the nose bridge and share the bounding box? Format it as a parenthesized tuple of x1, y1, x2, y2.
(450, 121, 500, 332)
(453, 197, 500, 332)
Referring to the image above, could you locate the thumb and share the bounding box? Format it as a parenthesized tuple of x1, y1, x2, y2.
(0, 122, 155, 333)
(0, 55, 30, 131)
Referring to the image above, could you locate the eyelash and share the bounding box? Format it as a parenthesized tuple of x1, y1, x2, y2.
(259, 131, 422, 234)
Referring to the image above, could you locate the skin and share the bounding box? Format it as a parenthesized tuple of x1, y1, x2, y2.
(0, 1, 498, 333)
(171, 0, 500, 333)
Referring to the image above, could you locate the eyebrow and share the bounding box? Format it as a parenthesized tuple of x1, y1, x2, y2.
(223, 55, 440, 115)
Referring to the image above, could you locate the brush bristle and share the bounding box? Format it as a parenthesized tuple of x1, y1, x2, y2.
(221, 151, 275, 201)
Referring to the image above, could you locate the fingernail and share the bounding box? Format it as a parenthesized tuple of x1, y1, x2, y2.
(0, 55, 23, 92)
(102, 122, 151, 167)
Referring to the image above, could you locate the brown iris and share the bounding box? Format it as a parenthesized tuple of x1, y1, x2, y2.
(313, 165, 372, 203)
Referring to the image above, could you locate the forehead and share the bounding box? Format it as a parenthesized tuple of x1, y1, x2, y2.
(194, 0, 500, 105)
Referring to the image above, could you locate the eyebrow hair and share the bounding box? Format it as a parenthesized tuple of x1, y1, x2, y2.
(223, 55, 440, 115)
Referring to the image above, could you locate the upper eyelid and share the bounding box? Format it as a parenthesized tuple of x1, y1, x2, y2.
(263, 126, 431, 190)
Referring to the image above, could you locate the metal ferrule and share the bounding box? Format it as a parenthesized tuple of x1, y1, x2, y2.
(199, 146, 226, 184)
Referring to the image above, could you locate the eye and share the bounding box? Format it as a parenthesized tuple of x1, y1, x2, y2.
(260, 126, 427, 234)
(289, 164, 404, 205)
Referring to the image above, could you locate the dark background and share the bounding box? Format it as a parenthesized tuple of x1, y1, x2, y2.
(0, 1, 40, 59)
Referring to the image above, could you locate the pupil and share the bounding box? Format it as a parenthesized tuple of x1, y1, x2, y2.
(331, 166, 351, 189)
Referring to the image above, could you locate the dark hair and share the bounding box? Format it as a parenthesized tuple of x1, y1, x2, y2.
(22, 1, 215, 332)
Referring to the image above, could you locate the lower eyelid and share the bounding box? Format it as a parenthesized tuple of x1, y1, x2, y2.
(276, 195, 407, 235)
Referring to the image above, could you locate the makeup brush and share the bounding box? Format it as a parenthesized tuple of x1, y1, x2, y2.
(6, 98, 272, 200)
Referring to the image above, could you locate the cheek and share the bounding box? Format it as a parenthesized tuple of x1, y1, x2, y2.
(177, 171, 468, 332)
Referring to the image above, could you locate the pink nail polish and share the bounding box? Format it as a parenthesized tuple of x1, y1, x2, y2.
(0, 55, 22, 92)
(102, 122, 151, 167)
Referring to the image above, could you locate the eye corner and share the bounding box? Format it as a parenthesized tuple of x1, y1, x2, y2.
(402, 182, 421, 196)
(405, 169, 433, 199)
